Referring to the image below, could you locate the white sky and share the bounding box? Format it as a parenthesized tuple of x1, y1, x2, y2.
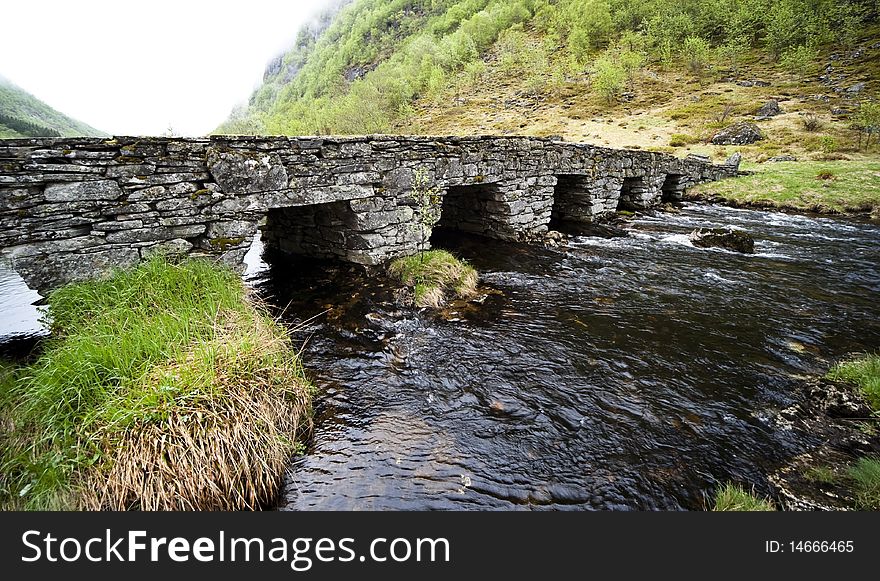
(0, 1, 333, 136)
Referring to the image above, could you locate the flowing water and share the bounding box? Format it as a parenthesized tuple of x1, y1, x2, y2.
(252, 204, 880, 510)
(1, 204, 878, 509)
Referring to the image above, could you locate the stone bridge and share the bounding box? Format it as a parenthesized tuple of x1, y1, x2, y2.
(0, 135, 739, 291)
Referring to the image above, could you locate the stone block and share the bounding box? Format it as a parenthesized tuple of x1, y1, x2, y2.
(207, 147, 288, 193)
(44, 180, 123, 202)
(141, 238, 193, 258)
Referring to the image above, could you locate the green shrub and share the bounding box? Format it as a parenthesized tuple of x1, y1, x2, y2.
(718, 36, 749, 79)
(852, 101, 880, 150)
(780, 44, 818, 76)
(819, 136, 839, 154)
(681, 36, 712, 75)
(592, 56, 626, 103)
(618, 50, 646, 85)
(497, 28, 530, 74)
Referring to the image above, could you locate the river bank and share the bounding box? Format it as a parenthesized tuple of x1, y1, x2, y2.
(686, 160, 880, 218)
(0, 256, 312, 510)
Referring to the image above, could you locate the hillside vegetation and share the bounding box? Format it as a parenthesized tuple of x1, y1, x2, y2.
(217, 0, 879, 163)
(0, 76, 107, 138)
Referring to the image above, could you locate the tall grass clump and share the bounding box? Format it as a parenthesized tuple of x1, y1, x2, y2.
(388, 250, 478, 308)
(828, 353, 880, 411)
(712, 483, 776, 511)
(848, 457, 880, 510)
(0, 256, 312, 510)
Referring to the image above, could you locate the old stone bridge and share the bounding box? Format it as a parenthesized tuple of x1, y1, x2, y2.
(0, 135, 739, 291)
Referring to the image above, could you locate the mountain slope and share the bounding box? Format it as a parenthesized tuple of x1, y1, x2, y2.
(0, 77, 107, 138)
(217, 0, 879, 162)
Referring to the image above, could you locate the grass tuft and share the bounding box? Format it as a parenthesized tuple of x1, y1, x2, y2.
(848, 457, 880, 510)
(0, 256, 312, 510)
(828, 353, 880, 412)
(803, 465, 838, 484)
(388, 250, 478, 308)
(712, 483, 776, 511)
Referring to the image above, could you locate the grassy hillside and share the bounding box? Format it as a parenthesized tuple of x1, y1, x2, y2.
(0, 76, 107, 138)
(217, 0, 880, 165)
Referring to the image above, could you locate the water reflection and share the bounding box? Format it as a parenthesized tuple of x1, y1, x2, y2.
(0, 263, 47, 344)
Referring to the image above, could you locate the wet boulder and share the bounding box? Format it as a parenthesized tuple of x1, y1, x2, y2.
(711, 122, 764, 145)
(689, 227, 755, 254)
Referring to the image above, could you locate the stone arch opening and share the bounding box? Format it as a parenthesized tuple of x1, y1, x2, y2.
(661, 174, 686, 202)
(262, 200, 353, 262)
(617, 176, 647, 211)
(550, 174, 594, 228)
(434, 183, 503, 237)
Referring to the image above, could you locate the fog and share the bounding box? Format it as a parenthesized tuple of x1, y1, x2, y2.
(0, 0, 335, 136)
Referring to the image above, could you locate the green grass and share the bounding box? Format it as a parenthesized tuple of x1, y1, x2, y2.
(689, 161, 880, 215)
(388, 249, 478, 308)
(828, 353, 880, 411)
(668, 133, 702, 147)
(0, 256, 312, 510)
(712, 483, 776, 511)
(848, 457, 880, 510)
(803, 465, 839, 484)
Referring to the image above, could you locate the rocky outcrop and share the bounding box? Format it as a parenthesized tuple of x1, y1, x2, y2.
(689, 227, 755, 254)
(755, 100, 782, 120)
(0, 136, 739, 291)
(723, 152, 742, 170)
(711, 122, 764, 145)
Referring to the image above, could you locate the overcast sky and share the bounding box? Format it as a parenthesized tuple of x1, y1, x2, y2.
(0, 1, 333, 136)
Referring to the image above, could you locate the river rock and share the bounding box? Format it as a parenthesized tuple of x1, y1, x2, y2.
(711, 122, 764, 145)
(755, 100, 782, 119)
(689, 227, 755, 253)
(808, 380, 874, 418)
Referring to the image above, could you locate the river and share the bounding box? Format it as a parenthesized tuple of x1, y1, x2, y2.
(2, 204, 878, 509)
